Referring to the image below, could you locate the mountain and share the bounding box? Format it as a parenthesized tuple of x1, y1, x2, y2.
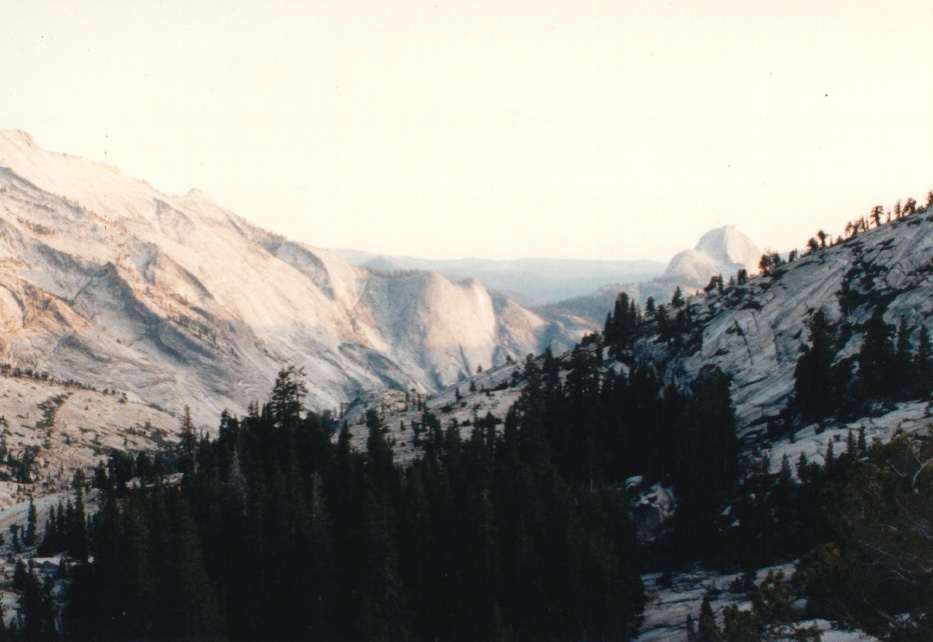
(348, 206, 932, 456)
(0, 137, 928, 639)
(340, 203, 932, 640)
(544, 226, 762, 325)
(0, 131, 590, 427)
(668, 215, 930, 432)
(333, 250, 666, 305)
(660, 225, 762, 285)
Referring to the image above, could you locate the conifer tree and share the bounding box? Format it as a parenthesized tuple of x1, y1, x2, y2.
(25, 495, 37, 547)
(671, 286, 685, 308)
(271, 365, 307, 431)
(794, 310, 841, 421)
(71, 469, 89, 561)
(165, 494, 226, 640)
(17, 560, 48, 637)
(857, 308, 896, 397)
(893, 319, 914, 394)
(917, 325, 932, 396)
(698, 595, 720, 641)
(179, 405, 198, 475)
(306, 472, 337, 637)
(857, 427, 868, 454)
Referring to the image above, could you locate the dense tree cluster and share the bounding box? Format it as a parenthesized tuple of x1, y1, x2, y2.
(604, 291, 703, 357)
(692, 429, 932, 641)
(798, 432, 933, 640)
(5, 343, 745, 640)
(512, 342, 739, 562)
(13, 366, 651, 640)
(792, 306, 932, 424)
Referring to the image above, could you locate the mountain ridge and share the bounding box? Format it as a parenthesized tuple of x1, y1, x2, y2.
(0, 131, 590, 426)
(333, 248, 667, 305)
(346, 205, 932, 455)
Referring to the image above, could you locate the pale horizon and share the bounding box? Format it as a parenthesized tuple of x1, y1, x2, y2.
(2, 1, 931, 262)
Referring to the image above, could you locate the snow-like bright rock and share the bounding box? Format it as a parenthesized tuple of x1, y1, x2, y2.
(0, 131, 589, 428)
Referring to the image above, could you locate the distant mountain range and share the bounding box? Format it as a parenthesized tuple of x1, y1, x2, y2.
(336, 226, 764, 330)
(332, 250, 666, 305)
(544, 225, 763, 325)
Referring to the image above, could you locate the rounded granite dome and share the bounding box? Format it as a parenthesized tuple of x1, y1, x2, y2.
(662, 226, 761, 286)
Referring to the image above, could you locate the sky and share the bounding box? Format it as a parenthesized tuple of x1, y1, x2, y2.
(2, 1, 931, 262)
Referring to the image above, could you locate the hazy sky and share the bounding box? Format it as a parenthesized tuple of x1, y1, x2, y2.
(2, 1, 931, 262)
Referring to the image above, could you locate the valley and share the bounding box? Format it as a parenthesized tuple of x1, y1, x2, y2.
(0, 133, 929, 641)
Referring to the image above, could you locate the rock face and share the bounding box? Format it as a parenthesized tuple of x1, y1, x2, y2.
(662, 226, 762, 286)
(672, 212, 932, 432)
(0, 130, 589, 426)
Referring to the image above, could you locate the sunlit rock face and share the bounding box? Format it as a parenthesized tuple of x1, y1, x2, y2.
(0, 130, 588, 426)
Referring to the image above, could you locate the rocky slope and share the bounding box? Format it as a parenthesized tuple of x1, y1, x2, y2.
(0, 371, 178, 508)
(348, 208, 932, 457)
(669, 213, 931, 432)
(343, 204, 931, 642)
(0, 130, 590, 427)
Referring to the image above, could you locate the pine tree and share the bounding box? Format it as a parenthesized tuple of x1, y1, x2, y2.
(759, 252, 784, 275)
(120, 494, 158, 635)
(893, 319, 914, 395)
(179, 405, 198, 475)
(306, 472, 337, 637)
(165, 494, 226, 639)
(25, 495, 37, 547)
(722, 603, 760, 641)
(70, 469, 89, 561)
(794, 310, 842, 421)
(11, 523, 20, 553)
(916, 325, 932, 396)
(17, 560, 48, 637)
(271, 365, 307, 431)
(857, 308, 896, 397)
(671, 286, 685, 308)
(857, 427, 868, 454)
(698, 595, 720, 641)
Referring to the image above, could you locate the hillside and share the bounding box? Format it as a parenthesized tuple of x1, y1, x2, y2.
(0, 130, 590, 427)
(669, 213, 931, 432)
(351, 208, 931, 452)
(0, 371, 178, 508)
(341, 205, 932, 639)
